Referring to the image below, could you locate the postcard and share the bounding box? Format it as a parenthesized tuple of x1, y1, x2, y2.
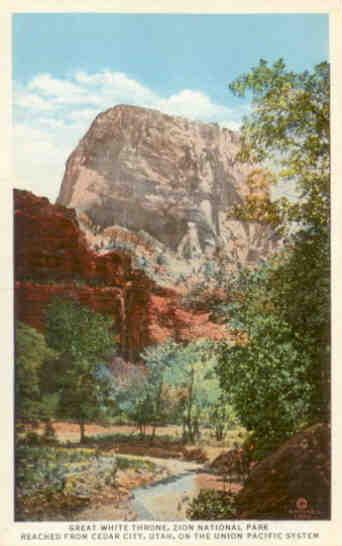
(0, 1, 341, 545)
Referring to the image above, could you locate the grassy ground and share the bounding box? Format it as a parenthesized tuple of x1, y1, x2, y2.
(15, 444, 167, 521)
(16, 422, 247, 521)
(31, 421, 247, 461)
(36, 422, 184, 443)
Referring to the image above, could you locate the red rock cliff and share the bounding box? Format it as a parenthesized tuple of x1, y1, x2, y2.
(15, 189, 227, 360)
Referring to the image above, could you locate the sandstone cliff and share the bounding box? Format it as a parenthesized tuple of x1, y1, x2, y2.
(15, 190, 227, 361)
(57, 105, 278, 275)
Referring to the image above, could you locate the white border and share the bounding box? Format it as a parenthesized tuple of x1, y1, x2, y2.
(0, 2, 341, 545)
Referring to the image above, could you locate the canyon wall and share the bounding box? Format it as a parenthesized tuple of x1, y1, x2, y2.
(15, 190, 226, 361)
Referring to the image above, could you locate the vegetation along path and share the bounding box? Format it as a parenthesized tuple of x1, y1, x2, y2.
(72, 454, 228, 521)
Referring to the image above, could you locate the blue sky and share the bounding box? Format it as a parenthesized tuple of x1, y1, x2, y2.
(13, 13, 329, 201)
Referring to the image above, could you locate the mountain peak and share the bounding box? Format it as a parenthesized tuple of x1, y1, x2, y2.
(57, 105, 278, 284)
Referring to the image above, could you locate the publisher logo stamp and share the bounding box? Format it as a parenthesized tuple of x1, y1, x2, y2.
(289, 497, 320, 519)
(296, 497, 309, 511)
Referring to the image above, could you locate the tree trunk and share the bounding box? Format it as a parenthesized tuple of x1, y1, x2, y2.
(182, 417, 187, 443)
(186, 366, 195, 443)
(44, 419, 56, 443)
(193, 417, 200, 441)
(187, 423, 195, 444)
(215, 424, 224, 441)
(79, 420, 86, 443)
(150, 425, 157, 445)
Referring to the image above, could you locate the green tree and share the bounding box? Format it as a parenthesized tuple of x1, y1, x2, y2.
(208, 395, 238, 442)
(15, 322, 56, 424)
(215, 59, 330, 454)
(231, 58, 329, 416)
(217, 312, 312, 456)
(45, 299, 116, 442)
(114, 341, 180, 436)
(229, 58, 329, 231)
(165, 340, 223, 442)
(140, 340, 180, 438)
(116, 370, 154, 436)
(118, 339, 227, 443)
(263, 233, 329, 419)
(183, 343, 217, 442)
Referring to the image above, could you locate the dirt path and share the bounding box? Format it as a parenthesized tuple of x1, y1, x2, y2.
(130, 463, 240, 521)
(71, 455, 203, 521)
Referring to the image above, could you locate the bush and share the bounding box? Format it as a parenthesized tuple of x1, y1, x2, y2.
(218, 315, 312, 455)
(16, 446, 117, 500)
(22, 431, 43, 446)
(182, 447, 207, 463)
(84, 432, 142, 444)
(15, 322, 56, 423)
(116, 456, 156, 472)
(186, 489, 237, 520)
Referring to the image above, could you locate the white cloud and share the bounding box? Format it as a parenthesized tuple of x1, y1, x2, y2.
(13, 70, 246, 202)
(13, 124, 69, 202)
(14, 88, 54, 112)
(74, 70, 158, 105)
(157, 89, 231, 121)
(38, 117, 69, 129)
(219, 119, 242, 131)
(29, 73, 87, 104)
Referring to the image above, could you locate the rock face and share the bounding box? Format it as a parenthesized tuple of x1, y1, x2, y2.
(15, 190, 227, 361)
(57, 105, 278, 268)
(235, 424, 330, 520)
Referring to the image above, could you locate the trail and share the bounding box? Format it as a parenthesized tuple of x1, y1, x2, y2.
(72, 455, 223, 521)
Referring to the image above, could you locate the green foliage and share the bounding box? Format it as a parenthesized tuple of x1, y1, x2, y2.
(162, 339, 236, 442)
(214, 251, 328, 452)
(268, 233, 330, 419)
(115, 369, 154, 434)
(186, 489, 237, 520)
(84, 430, 183, 447)
(228, 61, 330, 385)
(169, 340, 225, 441)
(217, 235, 329, 428)
(218, 314, 312, 453)
(116, 340, 182, 434)
(208, 395, 239, 441)
(45, 298, 114, 363)
(45, 299, 117, 440)
(16, 446, 102, 501)
(15, 444, 160, 520)
(214, 59, 330, 454)
(15, 445, 118, 519)
(141, 340, 181, 431)
(116, 456, 156, 472)
(229, 58, 329, 231)
(116, 339, 230, 442)
(229, 60, 330, 379)
(15, 322, 56, 422)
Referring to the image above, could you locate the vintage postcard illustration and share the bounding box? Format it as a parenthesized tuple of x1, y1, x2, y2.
(1, 2, 341, 545)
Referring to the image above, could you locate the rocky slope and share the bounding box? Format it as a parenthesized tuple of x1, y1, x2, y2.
(236, 424, 330, 519)
(57, 105, 279, 277)
(15, 190, 227, 361)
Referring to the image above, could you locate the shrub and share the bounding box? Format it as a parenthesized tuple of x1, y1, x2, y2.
(186, 489, 237, 520)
